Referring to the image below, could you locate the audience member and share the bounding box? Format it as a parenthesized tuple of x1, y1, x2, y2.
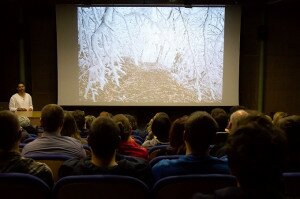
(210, 109, 248, 158)
(58, 116, 152, 186)
(112, 114, 148, 160)
(168, 115, 188, 155)
(85, 115, 96, 132)
(9, 82, 33, 111)
(18, 115, 38, 135)
(273, 111, 289, 126)
(61, 111, 87, 144)
(72, 109, 88, 138)
(142, 112, 171, 148)
(125, 114, 148, 140)
(210, 108, 228, 132)
(21, 104, 86, 158)
(99, 111, 113, 118)
(277, 115, 300, 172)
(0, 110, 53, 187)
(194, 114, 287, 198)
(152, 111, 229, 181)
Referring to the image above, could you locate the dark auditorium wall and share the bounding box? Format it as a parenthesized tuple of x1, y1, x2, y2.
(1, 1, 300, 120)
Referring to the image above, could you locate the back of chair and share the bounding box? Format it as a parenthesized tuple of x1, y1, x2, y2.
(283, 172, 300, 198)
(0, 173, 50, 199)
(53, 175, 149, 199)
(27, 154, 72, 182)
(152, 174, 237, 199)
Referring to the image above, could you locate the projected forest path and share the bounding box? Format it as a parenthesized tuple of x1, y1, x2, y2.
(84, 61, 198, 103)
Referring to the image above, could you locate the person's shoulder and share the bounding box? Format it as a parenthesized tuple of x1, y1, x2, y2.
(118, 156, 149, 170)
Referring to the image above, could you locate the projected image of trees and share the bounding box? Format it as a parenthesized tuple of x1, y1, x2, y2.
(78, 7, 224, 104)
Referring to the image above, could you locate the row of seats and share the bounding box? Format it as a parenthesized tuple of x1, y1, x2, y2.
(1, 172, 299, 199)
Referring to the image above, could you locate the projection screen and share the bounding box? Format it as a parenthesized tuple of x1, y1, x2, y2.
(56, 5, 241, 106)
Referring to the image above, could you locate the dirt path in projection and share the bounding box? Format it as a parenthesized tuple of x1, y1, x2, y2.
(92, 60, 198, 104)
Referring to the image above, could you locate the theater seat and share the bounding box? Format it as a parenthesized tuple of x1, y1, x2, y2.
(283, 172, 300, 198)
(152, 174, 237, 199)
(0, 173, 50, 199)
(53, 175, 149, 199)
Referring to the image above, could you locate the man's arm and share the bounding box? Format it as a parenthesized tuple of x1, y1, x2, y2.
(28, 94, 33, 111)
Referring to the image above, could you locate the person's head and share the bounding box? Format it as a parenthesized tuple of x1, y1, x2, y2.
(40, 104, 64, 133)
(61, 111, 79, 138)
(112, 114, 132, 141)
(169, 115, 188, 151)
(72, 110, 85, 131)
(277, 115, 300, 153)
(88, 117, 121, 160)
(0, 110, 22, 151)
(273, 111, 289, 126)
(124, 114, 138, 130)
(151, 112, 171, 142)
(184, 111, 218, 155)
(18, 116, 31, 128)
(99, 111, 113, 118)
(226, 109, 248, 133)
(226, 115, 287, 190)
(210, 108, 228, 132)
(17, 82, 26, 94)
(85, 115, 96, 130)
(228, 105, 246, 117)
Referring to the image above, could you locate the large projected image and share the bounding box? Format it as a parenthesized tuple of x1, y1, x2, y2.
(78, 7, 225, 104)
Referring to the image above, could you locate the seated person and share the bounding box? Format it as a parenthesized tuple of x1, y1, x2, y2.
(0, 110, 53, 187)
(21, 104, 86, 159)
(58, 116, 152, 186)
(112, 114, 148, 160)
(142, 112, 171, 148)
(277, 115, 300, 172)
(193, 114, 287, 198)
(152, 111, 230, 181)
(168, 115, 188, 155)
(72, 110, 88, 138)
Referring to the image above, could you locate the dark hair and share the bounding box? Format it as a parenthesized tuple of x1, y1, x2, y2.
(226, 115, 287, 189)
(151, 112, 171, 142)
(41, 104, 64, 132)
(0, 111, 21, 150)
(184, 111, 218, 155)
(72, 110, 85, 131)
(112, 114, 131, 141)
(85, 115, 96, 130)
(169, 115, 188, 154)
(88, 117, 120, 159)
(61, 111, 79, 137)
(124, 114, 138, 130)
(210, 108, 228, 132)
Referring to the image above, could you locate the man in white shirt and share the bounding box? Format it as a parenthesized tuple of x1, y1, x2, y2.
(9, 83, 33, 111)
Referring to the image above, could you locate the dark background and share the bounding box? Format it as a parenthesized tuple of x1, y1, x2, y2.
(1, 0, 299, 126)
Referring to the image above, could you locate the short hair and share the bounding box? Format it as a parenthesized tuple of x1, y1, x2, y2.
(61, 111, 79, 137)
(112, 114, 131, 141)
(124, 114, 138, 130)
(85, 115, 96, 130)
(169, 115, 188, 152)
(226, 115, 287, 189)
(88, 117, 120, 159)
(277, 115, 300, 153)
(151, 112, 171, 142)
(210, 108, 228, 132)
(273, 111, 289, 126)
(0, 111, 21, 150)
(18, 116, 31, 127)
(72, 110, 85, 131)
(40, 104, 64, 132)
(184, 111, 218, 154)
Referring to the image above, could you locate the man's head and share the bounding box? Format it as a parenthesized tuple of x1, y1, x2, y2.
(88, 117, 121, 160)
(17, 83, 25, 94)
(210, 108, 228, 132)
(226, 109, 248, 133)
(40, 104, 64, 133)
(151, 112, 171, 142)
(226, 115, 287, 189)
(0, 111, 22, 150)
(72, 110, 85, 131)
(112, 114, 132, 141)
(184, 111, 218, 155)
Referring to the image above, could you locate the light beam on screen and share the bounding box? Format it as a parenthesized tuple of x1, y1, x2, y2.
(77, 7, 225, 104)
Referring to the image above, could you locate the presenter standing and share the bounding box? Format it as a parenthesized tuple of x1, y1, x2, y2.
(9, 82, 33, 111)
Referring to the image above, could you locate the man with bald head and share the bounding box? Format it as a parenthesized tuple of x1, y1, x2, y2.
(226, 109, 249, 133)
